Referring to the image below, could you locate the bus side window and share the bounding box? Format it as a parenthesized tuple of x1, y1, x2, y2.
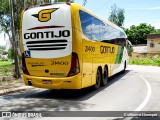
(90, 17, 101, 41)
(79, 10, 92, 40)
(100, 22, 110, 42)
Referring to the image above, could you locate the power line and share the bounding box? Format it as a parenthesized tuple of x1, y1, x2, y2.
(93, 0, 113, 12)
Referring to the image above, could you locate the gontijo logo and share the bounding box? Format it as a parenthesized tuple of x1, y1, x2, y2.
(32, 8, 59, 22)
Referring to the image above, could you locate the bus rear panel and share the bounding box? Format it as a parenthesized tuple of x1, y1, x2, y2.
(21, 3, 82, 89)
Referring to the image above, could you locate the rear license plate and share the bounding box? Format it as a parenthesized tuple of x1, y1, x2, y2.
(43, 80, 52, 84)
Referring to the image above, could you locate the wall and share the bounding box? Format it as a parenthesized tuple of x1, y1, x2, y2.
(147, 35, 160, 53)
(131, 52, 147, 60)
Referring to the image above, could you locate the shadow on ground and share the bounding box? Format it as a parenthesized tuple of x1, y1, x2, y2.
(26, 70, 131, 100)
(0, 70, 131, 111)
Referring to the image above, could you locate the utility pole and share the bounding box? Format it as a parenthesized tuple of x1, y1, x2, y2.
(9, 0, 21, 78)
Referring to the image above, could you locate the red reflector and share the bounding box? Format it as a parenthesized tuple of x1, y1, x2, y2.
(40, 4, 51, 6)
(22, 53, 30, 75)
(43, 80, 52, 84)
(66, 2, 71, 5)
(24, 8, 28, 11)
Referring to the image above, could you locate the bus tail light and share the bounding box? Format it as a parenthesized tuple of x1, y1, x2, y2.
(66, 2, 71, 6)
(67, 52, 80, 77)
(22, 53, 30, 75)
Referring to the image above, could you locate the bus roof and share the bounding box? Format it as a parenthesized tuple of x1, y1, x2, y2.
(25, 2, 126, 37)
(71, 3, 126, 35)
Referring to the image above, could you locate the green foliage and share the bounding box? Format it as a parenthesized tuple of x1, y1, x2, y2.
(2, 51, 7, 55)
(0, 61, 13, 76)
(156, 29, 160, 34)
(1, 51, 8, 61)
(0, 0, 55, 42)
(82, 0, 87, 6)
(126, 40, 133, 56)
(1, 66, 10, 76)
(128, 47, 133, 56)
(0, 46, 5, 50)
(54, 0, 75, 2)
(8, 48, 14, 60)
(0, 61, 12, 66)
(125, 23, 156, 45)
(154, 57, 160, 66)
(0, 0, 11, 41)
(0, 0, 55, 78)
(43, 0, 52, 3)
(129, 57, 160, 66)
(108, 4, 125, 27)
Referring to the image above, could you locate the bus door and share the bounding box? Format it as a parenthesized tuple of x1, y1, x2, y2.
(82, 58, 92, 88)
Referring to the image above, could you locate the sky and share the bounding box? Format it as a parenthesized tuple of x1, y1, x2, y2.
(0, 0, 160, 46)
(0, 32, 8, 46)
(75, 0, 160, 29)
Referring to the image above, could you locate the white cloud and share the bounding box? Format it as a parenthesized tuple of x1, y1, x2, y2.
(0, 32, 10, 51)
(86, 24, 101, 34)
(124, 23, 160, 29)
(84, 23, 125, 40)
(124, 23, 139, 28)
(126, 7, 160, 10)
(124, 23, 131, 28)
(0, 33, 7, 46)
(148, 7, 160, 10)
(152, 23, 160, 29)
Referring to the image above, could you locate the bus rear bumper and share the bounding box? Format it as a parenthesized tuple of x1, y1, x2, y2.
(23, 74, 82, 89)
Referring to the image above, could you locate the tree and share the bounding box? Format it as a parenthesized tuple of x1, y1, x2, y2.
(0, 0, 87, 78)
(8, 48, 14, 60)
(0, 46, 5, 50)
(54, 0, 87, 4)
(0, 0, 23, 78)
(108, 4, 125, 27)
(156, 29, 160, 34)
(82, 0, 87, 6)
(54, 0, 74, 2)
(0, 1, 12, 45)
(0, 0, 53, 78)
(125, 23, 156, 45)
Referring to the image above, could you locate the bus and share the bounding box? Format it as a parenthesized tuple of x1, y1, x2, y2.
(20, 2, 128, 90)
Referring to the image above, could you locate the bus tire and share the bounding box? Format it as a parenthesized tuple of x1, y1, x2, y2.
(94, 68, 101, 89)
(101, 66, 108, 86)
(123, 61, 126, 73)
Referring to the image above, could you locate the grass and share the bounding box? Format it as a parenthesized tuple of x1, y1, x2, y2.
(0, 78, 23, 85)
(129, 57, 160, 66)
(0, 61, 12, 66)
(0, 60, 24, 85)
(0, 60, 13, 76)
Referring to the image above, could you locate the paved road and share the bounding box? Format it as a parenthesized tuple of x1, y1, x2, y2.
(0, 65, 160, 119)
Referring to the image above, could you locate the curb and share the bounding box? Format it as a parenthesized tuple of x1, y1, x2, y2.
(0, 86, 33, 96)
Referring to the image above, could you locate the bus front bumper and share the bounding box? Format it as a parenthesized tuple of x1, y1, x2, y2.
(23, 74, 82, 89)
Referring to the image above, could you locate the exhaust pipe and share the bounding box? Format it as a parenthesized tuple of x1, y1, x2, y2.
(28, 80, 32, 86)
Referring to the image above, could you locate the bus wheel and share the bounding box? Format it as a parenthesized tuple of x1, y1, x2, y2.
(94, 69, 101, 89)
(123, 61, 126, 73)
(101, 67, 108, 86)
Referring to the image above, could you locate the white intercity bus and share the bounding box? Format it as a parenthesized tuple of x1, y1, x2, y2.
(20, 2, 128, 90)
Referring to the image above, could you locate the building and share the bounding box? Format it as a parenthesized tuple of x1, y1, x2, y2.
(131, 34, 160, 60)
(147, 34, 160, 53)
(131, 46, 148, 60)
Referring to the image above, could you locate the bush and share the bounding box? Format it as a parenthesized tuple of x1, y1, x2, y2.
(0, 61, 13, 76)
(154, 57, 160, 66)
(129, 57, 160, 66)
(8, 48, 14, 60)
(1, 66, 10, 76)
